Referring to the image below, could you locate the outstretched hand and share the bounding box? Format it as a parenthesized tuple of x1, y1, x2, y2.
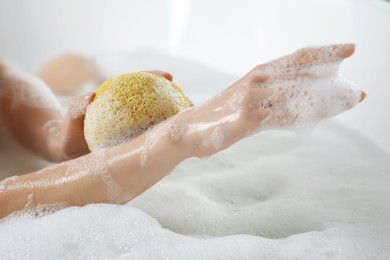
(164, 44, 364, 158)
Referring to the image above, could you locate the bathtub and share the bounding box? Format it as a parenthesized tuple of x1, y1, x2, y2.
(0, 0, 390, 259)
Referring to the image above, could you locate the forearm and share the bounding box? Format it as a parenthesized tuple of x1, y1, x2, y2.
(0, 126, 188, 219)
(0, 69, 65, 161)
(0, 68, 93, 162)
(0, 104, 64, 161)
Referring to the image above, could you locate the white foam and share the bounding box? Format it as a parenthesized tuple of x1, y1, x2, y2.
(0, 193, 70, 222)
(257, 62, 363, 131)
(140, 122, 169, 167)
(169, 124, 184, 142)
(211, 126, 224, 150)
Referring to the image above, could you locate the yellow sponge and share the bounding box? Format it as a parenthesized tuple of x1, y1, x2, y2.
(84, 72, 190, 151)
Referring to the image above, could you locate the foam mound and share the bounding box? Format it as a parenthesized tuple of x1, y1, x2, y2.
(84, 72, 190, 150)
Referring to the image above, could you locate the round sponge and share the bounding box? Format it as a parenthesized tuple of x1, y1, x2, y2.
(84, 72, 190, 151)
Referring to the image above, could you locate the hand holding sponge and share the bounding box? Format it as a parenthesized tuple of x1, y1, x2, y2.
(84, 72, 190, 151)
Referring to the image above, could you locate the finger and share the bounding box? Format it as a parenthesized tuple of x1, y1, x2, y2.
(61, 92, 95, 158)
(144, 70, 173, 81)
(359, 91, 367, 102)
(186, 97, 194, 107)
(143, 70, 191, 106)
(290, 43, 355, 65)
(257, 43, 355, 73)
(267, 72, 312, 82)
(67, 92, 95, 120)
(245, 72, 311, 91)
(228, 73, 269, 92)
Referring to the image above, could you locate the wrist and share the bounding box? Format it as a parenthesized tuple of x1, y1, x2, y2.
(103, 125, 191, 203)
(140, 124, 192, 164)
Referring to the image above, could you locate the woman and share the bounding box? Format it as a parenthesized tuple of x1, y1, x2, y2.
(0, 44, 362, 219)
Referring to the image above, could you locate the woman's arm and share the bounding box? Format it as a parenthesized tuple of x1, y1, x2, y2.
(0, 44, 363, 219)
(0, 64, 274, 219)
(0, 126, 188, 218)
(0, 67, 93, 162)
(0, 65, 174, 162)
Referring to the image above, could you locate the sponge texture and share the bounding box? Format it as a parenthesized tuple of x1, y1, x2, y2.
(84, 72, 190, 150)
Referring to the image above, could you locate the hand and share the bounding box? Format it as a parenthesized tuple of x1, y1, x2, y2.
(165, 44, 364, 158)
(48, 71, 175, 161)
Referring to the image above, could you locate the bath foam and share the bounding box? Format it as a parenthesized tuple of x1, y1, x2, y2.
(260, 73, 362, 133)
(254, 46, 364, 132)
(211, 126, 224, 150)
(139, 121, 172, 167)
(84, 72, 191, 151)
(0, 194, 70, 222)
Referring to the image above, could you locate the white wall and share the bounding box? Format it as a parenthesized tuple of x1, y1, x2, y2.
(0, 0, 172, 69)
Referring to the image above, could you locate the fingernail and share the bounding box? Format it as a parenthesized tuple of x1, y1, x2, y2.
(339, 43, 355, 58)
(67, 93, 95, 120)
(84, 92, 96, 105)
(359, 91, 367, 102)
(84, 92, 94, 100)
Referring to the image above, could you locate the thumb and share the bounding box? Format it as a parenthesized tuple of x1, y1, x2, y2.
(61, 92, 95, 159)
(67, 92, 95, 121)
